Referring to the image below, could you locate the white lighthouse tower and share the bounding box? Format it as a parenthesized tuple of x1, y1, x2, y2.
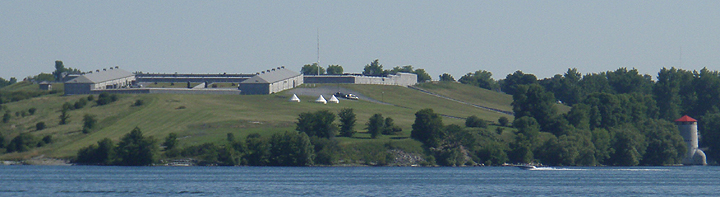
(675, 115, 707, 165)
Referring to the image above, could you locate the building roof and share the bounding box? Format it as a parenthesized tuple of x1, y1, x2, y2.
(241, 67, 300, 84)
(675, 115, 697, 122)
(65, 68, 134, 84)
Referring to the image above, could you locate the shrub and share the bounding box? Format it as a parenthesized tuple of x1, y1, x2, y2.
(134, 99, 144, 106)
(82, 114, 97, 134)
(36, 122, 46, 130)
(28, 108, 36, 115)
(87, 95, 94, 101)
(42, 135, 52, 144)
(465, 115, 487, 128)
(2, 111, 10, 123)
(498, 117, 509, 127)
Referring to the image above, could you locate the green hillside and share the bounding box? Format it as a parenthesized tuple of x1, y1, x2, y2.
(0, 82, 514, 160)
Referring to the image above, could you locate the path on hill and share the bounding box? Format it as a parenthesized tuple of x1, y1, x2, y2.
(408, 86, 515, 116)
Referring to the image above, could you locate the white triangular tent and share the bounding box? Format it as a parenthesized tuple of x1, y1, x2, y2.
(328, 95, 339, 103)
(315, 95, 327, 104)
(290, 94, 301, 102)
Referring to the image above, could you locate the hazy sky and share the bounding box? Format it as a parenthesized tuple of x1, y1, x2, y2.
(2, 1, 719, 80)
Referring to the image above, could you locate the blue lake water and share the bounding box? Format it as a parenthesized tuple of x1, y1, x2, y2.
(1, 165, 719, 196)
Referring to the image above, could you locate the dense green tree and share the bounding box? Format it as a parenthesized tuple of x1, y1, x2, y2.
(59, 108, 69, 125)
(476, 141, 508, 166)
(36, 122, 46, 130)
(458, 70, 498, 90)
(296, 110, 338, 138)
(52, 60, 66, 81)
(638, 119, 686, 166)
(690, 68, 720, 118)
(2, 111, 10, 123)
(301, 63, 325, 75)
(362, 59, 385, 76)
(114, 127, 157, 166)
(162, 133, 178, 151)
(578, 72, 613, 94)
(498, 116, 509, 127)
(33, 73, 55, 82)
(96, 93, 118, 106)
(606, 68, 653, 95)
(439, 73, 455, 82)
(268, 131, 314, 166)
(311, 136, 340, 165)
(700, 113, 720, 162)
(244, 133, 269, 166)
(591, 128, 613, 165)
(512, 84, 558, 132)
(367, 113, 384, 139)
(387, 65, 414, 74)
(82, 114, 97, 134)
(500, 70, 537, 95)
(653, 67, 695, 120)
(6, 133, 38, 153)
(411, 108, 445, 147)
(609, 125, 646, 166)
(338, 108, 356, 137)
(465, 115, 487, 128)
(326, 65, 344, 75)
(76, 138, 115, 165)
(382, 117, 402, 135)
(413, 69, 432, 82)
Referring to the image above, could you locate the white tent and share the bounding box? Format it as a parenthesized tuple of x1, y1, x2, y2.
(289, 94, 301, 102)
(315, 95, 327, 104)
(328, 95, 339, 103)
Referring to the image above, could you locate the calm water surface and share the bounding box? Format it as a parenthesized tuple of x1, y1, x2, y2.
(1, 166, 719, 196)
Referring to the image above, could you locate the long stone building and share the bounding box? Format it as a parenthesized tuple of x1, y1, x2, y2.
(238, 67, 303, 95)
(304, 72, 417, 87)
(64, 67, 136, 95)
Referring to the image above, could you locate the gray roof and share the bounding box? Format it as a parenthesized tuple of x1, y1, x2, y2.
(242, 68, 300, 84)
(66, 68, 134, 84)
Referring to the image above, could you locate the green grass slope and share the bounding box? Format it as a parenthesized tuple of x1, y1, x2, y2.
(0, 83, 515, 159)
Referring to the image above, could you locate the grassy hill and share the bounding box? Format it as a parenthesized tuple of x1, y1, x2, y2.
(0, 81, 515, 160)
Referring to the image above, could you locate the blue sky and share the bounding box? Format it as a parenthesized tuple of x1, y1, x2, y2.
(2, 1, 719, 80)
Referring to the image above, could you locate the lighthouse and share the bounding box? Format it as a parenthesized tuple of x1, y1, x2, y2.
(674, 115, 707, 165)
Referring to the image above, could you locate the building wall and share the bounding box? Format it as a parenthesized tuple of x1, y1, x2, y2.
(269, 75, 303, 94)
(92, 76, 136, 90)
(238, 83, 270, 95)
(304, 73, 417, 86)
(64, 83, 93, 95)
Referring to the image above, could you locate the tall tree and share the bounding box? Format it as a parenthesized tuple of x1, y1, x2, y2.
(411, 108, 445, 147)
(458, 70, 498, 90)
(413, 69, 432, 82)
(338, 108, 356, 137)
(367, 114, 384, 139)
(500, 70, 537, 95)
(512, 84, 558, 132)
(362, 59, 385, 76)
(326, 65, 344, 75)
(114, 127, 157, 166)
(439, 73, 455, 82)
(52, 60, 66, 81)
(296, 110, 337, 138)
(301, 63, 325, 75)
(268, 131, 314, 166)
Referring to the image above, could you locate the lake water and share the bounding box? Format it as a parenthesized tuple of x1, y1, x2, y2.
(1, 166, 719, 196)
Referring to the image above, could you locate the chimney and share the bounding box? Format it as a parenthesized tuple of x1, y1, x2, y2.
(115, 66, 119, 69)
(261, 71, 265, 74)
(103, 68, 107, 71)
(96, 70, 100, 72)
(281, 66, 285, 69)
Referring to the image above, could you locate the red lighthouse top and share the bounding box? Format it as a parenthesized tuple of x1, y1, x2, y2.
(675, 115, 697, 122)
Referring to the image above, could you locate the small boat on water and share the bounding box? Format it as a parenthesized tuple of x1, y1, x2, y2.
(516, 165, 537, 170)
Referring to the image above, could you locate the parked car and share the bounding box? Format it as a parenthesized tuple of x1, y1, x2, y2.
(334, 92, 359, 100)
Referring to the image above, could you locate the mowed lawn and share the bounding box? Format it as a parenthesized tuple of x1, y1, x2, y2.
(1, 83, 515, 159)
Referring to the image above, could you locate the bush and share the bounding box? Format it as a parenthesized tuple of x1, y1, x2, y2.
(36, 122, 46, 130)
(42, 135, 52, 144)
(2, 111, 9, 123)
(96, 93, 118, 106)
(134, 99, 144, 106)
(28, 108, 36, 115)
(498, 117, 509, 127)
(82, 114, 97, 134)
(87, 95, 94, 101)
(465, 115, 487, 128)
(6, 133, 38, 152)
